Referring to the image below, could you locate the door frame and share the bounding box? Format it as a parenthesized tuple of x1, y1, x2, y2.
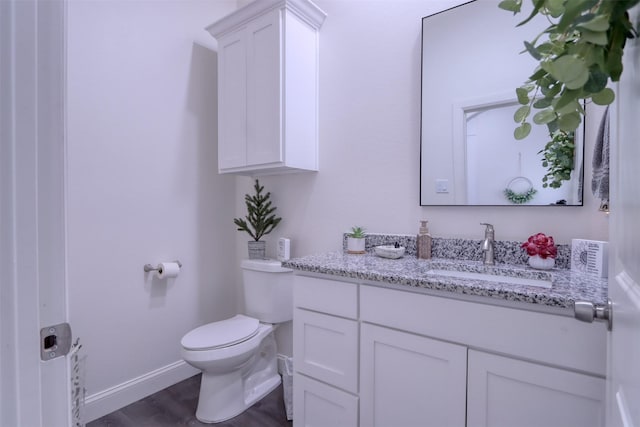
(0, 0, 71, 425)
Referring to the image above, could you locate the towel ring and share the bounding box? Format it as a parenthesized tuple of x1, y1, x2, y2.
(504, 176, 537, 204)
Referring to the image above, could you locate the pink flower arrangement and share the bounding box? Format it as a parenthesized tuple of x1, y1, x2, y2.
(521, 233, 557, 259)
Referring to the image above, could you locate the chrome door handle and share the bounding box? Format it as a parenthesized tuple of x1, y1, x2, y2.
(574, 300, 612, 331)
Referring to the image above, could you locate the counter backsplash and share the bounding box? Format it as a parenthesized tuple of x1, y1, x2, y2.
(343, 233, 571, 269)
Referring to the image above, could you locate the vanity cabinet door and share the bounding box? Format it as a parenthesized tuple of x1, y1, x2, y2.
(294, 374, 358, 427)
(293, 308, 358, 393)
(467, 349, 605, 427)
(360, 323, 467, 427)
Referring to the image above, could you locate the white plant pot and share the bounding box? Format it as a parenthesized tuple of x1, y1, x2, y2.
(347, 237, 366, 254)
(528, 255, 555, 270)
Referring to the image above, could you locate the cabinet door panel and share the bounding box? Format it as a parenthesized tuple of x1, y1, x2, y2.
(360, 323, 467, 427)
(294, 374, 358, 427)
(467, 350, 605, 427)
(294, 308, 358, 393)
(246, 10, 281, 166)
(217, 29, 247, 170)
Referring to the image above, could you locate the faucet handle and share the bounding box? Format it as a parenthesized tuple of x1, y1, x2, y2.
(480, 223, 494, 232)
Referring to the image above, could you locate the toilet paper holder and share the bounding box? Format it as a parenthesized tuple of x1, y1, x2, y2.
(144, 260, 182, 273)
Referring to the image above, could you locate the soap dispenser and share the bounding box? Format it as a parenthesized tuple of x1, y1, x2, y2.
(417, 220, 432, 260)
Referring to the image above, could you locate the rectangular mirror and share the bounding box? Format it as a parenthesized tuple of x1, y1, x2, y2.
(420, 0, 584, 206)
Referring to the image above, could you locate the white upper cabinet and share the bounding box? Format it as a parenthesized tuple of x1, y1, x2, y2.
(207, 0, 326, 175)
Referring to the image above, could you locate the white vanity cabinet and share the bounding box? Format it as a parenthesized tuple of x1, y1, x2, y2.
(207, 0, 325, 175)
(293, 275, 607, 427)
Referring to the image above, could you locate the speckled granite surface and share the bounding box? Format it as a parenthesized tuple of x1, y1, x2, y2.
(343, 233, 572, 268)
(284, 250, 607, 310)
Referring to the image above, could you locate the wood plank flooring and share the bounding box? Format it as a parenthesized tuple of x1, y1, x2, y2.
(87, 374, 292, 427)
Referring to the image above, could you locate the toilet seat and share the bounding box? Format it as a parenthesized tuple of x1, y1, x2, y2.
(181, 315, 259, 351)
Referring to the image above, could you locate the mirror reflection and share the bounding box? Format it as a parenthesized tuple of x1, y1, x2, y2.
(420, 0, 584, 206)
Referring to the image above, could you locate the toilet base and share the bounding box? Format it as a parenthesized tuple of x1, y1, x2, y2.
(194, 331, 281, 423)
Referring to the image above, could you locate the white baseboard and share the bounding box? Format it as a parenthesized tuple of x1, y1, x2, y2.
(83, 360, 199, 423)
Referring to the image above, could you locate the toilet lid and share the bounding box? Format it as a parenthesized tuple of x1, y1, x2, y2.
(181, 315, 259, 351)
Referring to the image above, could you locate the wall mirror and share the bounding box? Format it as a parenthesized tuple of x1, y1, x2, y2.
(420, 0, 584, 206)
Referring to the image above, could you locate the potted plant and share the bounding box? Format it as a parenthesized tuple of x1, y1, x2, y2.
(234, 179, 282, 259)
(499, 0, 638, 188)
(500, 0, 637, 138)
(346, 226, 367, 254)
(521, 232, 557, 270)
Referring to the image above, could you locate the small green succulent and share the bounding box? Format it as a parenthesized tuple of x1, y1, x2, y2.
(348, 226, 366, 239)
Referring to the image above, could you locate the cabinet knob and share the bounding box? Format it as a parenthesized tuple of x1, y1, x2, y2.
(574, 300, 612, 331)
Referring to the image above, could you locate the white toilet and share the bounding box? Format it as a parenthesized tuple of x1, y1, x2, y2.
(181, 259, 293, 423)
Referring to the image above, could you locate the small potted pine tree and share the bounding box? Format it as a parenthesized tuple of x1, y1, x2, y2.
(234, 179, 282, 259)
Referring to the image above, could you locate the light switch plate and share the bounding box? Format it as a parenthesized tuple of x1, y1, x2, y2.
(436, 179, 449, 193)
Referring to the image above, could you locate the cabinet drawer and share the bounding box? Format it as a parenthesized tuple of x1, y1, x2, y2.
(294, 308, 358, 393)
(360, 285, 606, 376)
(294, 374, 358, 427)
(294, 275, 358, 318)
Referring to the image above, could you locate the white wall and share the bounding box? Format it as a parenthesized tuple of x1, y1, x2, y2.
(235, 0, 603, 361)
(243, 0, 609, 262)
(66, 0, 238, 419)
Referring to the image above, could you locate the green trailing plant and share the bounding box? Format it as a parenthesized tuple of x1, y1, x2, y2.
(499, 0, 638, 189)
(234, 179, 282, 241)
(540, 129, 576, 188)
(500, 0, 638, 140)
(348, 226, 366, 239)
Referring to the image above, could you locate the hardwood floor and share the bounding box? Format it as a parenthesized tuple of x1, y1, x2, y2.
(87, 374, 292, 427)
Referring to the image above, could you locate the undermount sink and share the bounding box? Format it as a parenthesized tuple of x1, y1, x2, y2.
(426, 269, 552, 289)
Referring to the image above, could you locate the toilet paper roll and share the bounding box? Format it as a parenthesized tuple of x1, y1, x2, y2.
(156, 262, 180, 279)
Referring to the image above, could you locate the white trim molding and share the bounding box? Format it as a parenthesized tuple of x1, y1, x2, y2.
(84, 360, 199, 422)
(1, 0, 69, 425)
(206, 0, 326, 38)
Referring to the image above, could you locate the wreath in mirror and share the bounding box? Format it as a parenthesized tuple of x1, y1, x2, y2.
(504, 176, 537, 204)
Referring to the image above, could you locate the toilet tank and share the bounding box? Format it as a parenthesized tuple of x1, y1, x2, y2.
(241, 259, 293, 323)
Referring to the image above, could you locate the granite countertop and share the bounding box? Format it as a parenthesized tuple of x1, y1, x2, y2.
(283, 251, 608, 311)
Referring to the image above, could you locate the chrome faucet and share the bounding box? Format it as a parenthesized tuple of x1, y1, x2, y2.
(480, 223, 495, 265)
